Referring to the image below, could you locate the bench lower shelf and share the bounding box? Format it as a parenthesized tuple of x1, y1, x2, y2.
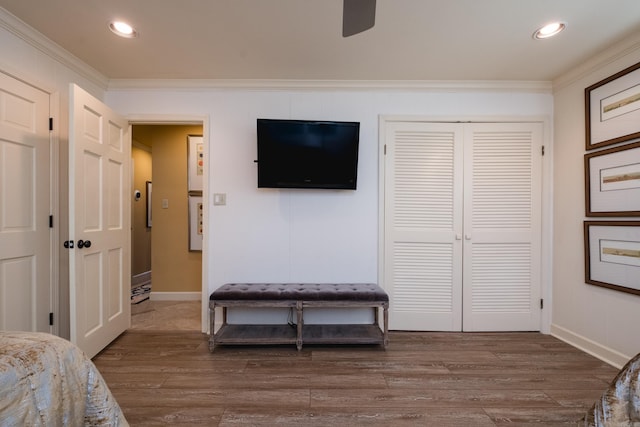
(214, 324, 298, 346)
(212, 323, 386, 350)
(302, 324, 385, 345)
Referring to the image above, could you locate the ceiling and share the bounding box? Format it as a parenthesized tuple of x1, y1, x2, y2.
(1, 0, 640, 82)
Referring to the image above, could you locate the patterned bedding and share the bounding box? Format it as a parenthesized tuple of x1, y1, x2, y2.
(0, 332, 127, 426)
(583, 352, 640, 426)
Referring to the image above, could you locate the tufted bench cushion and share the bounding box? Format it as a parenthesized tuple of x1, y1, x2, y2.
(210, 283, 389, 302)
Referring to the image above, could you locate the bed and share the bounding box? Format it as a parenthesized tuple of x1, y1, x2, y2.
(0, 331, 127, 426)
(582, 352, 640, 426)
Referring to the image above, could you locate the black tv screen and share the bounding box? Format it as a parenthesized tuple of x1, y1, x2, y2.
(256, 119, 360, 190)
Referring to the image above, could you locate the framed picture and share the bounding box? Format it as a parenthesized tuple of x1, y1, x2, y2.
(187, 135, 204, 192)
(188, 194, 203, 251)
(585, 141, 640, 216)
(584, 221, 640, 295)
(585, 61, 640, 150)
(146, 181, 152, 228)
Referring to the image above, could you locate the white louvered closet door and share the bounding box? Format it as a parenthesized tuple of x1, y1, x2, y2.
(462, 123, 541, 331)
(384, 122, 464, 331)
(384, 120, 542, 332)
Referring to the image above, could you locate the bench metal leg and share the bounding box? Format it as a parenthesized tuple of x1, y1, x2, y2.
(383, 303, 389, 348)
(208, 303, 216, 352)
(296, 301, 303, 351)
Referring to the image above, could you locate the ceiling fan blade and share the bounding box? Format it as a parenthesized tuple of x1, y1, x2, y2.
(342, 0, 376, 37)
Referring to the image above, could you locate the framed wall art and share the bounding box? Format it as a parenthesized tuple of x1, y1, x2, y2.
(584, 221, 640, 295)
(188, 194, 203, 251)
(585, 140, 640, 216)
(187, 135, 204, 192)
(585, 61, 640, 150)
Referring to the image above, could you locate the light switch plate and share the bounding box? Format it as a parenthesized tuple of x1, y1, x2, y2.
(213, 193, 226, 206)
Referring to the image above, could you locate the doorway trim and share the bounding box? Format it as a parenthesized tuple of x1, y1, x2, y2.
(127, 114, 210, 333)
(378, 114, 553, 334)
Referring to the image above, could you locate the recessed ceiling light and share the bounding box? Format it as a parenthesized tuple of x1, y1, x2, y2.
(109, 20, 138, 38)
(533, 22, 566, 40)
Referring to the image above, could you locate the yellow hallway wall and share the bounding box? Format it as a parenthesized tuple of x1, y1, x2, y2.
(134, 125, 203, 293)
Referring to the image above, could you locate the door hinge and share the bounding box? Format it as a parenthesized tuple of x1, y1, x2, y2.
(49, 312, 54, 326)
(49, 215, 53, 228)
(49, 117, 53, 131)
(541, 145, 545, 156)
(384, 144, 387, 155)
(540, 298, 544, 309)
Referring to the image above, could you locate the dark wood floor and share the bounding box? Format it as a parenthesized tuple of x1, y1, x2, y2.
(93, 330, 617, 426)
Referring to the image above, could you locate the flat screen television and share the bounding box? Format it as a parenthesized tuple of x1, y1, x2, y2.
(256, 118, 360, 190)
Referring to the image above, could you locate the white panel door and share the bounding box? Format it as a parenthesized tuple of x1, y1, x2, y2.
(0, 72, 50, 332)
(462, 123, 542, 331)
(69, 84, 130, 358)
(384, 122, 464, 331)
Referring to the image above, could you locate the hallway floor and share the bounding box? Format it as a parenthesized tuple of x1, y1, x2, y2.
(130, 300, 201, 331)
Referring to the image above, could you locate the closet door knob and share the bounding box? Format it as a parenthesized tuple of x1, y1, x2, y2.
(465, 234, 472, 240)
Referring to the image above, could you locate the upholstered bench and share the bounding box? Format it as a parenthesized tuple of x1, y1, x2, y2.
(209, 283, 389, 351)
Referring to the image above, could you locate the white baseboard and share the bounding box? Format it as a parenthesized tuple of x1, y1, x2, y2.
(550, 323, 630, 369)
(150, 292, 201, 301)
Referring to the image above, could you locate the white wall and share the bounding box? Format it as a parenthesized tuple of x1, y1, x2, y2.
(552, 32, 640, 368)
(105, 87, 553, 326)
(0, 5, 555, 337)
(5, 4, 639, 360)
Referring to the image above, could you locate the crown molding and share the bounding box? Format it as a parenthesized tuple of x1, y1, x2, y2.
(107, 78, 552, 93)
(553, 29, 640, 92)
(0, 7, 108, 90)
